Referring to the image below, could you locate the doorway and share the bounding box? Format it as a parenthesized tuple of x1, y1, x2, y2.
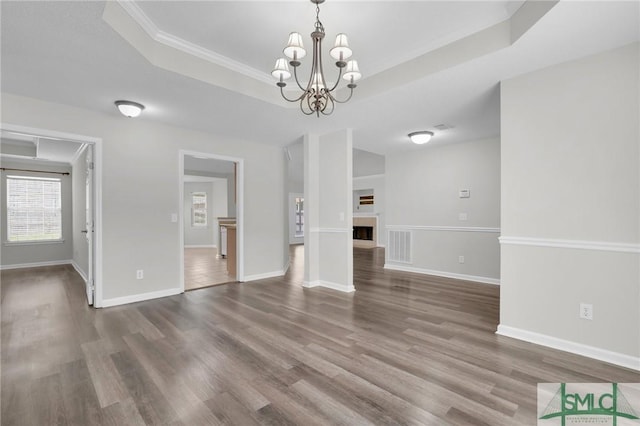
(0, 123, 102, 306)
(179, 151, 243, 291)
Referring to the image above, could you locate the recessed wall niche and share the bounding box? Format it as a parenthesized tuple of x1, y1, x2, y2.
(353, 188, 374, 213)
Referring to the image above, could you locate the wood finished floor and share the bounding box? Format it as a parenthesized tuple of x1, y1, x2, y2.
(2, 246, 639, 425)
(184, 248, 235, 290)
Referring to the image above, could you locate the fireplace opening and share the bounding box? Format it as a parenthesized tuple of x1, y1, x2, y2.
(353, 226, 374, 241)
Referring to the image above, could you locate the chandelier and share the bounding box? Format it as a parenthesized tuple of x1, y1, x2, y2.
(271, 0, 362, 117)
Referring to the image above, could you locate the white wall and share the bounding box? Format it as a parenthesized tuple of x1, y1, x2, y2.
(385, 138, 501, 283)
(499, 43, 639, 368)
(0, 159, 73, 267)
(1, 93, 287, 304)
(353, 174, 386, 247)
(71, 146, 89, 277)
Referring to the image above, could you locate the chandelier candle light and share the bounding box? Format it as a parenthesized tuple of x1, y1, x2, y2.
(272, 0, 362, 116)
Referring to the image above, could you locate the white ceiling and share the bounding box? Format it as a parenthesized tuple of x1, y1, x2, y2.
(1, 1, 638, 156)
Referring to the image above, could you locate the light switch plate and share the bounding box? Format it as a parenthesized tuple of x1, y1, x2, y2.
(459, 189, 470, 198)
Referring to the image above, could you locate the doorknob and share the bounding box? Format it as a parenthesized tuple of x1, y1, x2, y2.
(81, 230, 88, 233)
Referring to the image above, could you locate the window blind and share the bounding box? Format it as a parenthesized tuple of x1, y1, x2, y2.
(6, 175, 62, 242)
(191, 192, 207, 227)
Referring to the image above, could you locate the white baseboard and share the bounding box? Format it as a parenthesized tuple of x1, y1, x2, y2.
(242, 269, 286, 282)
(303, 280, 356, 293)
(383, 263, 500, 285)
(101, 287, 182, 308)
(496, 325, 640, 371)
(70, 260, 88, 283)
(184, 245, 216, 249)
(0, 259, 72, 270)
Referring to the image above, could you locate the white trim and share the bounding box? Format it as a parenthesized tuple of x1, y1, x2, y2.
(0, 259, 71, 271)
(303, 280, 356, 293)
(184, 245, 216, 249)
(116, 1, 271, 84)
(242, 269, 287, 282)
(386, 225, 500, 233)
(101, 287, 183, 308)
(353, 173, 385, 181)
(0, 123, 103, 308)
(309, 227, 350, 233)
(496, 325, 640, 372)
(71, 260, 88, 283)
(499, 236, 640, 253)
(384, 263, 500, 285)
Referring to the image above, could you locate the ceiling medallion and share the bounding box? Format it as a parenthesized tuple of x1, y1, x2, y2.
(271, 0, 362, 117)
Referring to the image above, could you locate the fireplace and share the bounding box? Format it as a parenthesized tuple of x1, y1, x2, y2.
(353, 226, 374, 241)
(353, 216, 377, 248)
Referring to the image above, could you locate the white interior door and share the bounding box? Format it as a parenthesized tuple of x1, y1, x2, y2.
(84, 145, 95, 305)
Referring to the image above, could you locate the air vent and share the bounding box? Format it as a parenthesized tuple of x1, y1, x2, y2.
(434, 124, 455, 131)
(388, 230, 411, 263)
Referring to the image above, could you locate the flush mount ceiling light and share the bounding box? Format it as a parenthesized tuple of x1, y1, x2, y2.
(408, 131, 434, 145)
(271, 0, 362, 117)
(115, 100, 145, 118)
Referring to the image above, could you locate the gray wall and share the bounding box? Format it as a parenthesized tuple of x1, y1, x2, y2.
(499, 42, 639, 362)
(2, 93, 286, 303)
(0, 159, 73, 267)
(385, 137, 501, 283)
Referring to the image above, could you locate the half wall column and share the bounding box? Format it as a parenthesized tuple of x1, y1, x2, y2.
(303, 129, 354, 292)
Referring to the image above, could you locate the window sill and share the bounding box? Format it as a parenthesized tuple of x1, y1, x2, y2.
(4, 239, 65, 246)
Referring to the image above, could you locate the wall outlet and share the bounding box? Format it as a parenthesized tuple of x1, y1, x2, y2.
(579, 303, 593, 320)
(458, 255, 465, 264)
(458, 213, 468, 221)
(136, 269, 144, 280)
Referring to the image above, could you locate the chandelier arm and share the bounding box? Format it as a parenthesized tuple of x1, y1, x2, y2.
(279, 86, 308, 103)
(326, 66, 345, 92)
(291, 65, 308, 93)
(327, 86, 355, 104)
(320, 93, 335, 115)
(300, 93, 316, 115)
(307, 89, 319, 114)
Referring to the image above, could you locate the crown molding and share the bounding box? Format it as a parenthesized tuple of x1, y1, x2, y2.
(116, 1, 272, 84)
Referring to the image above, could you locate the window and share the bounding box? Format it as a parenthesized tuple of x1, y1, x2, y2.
(6, 176, 62, 242)
(295, 197, 304, 237)
(191, 192, 207, 227)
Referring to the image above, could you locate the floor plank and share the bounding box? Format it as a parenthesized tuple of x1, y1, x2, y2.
(2, 246, 639, 425)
